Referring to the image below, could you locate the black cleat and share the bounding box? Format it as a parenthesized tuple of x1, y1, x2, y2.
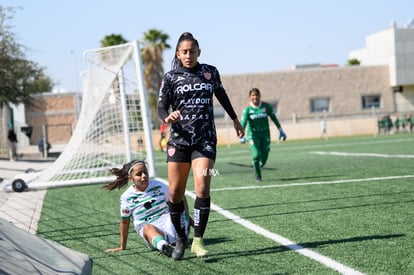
(172, 236, 187, 260)
(160, 243, 174, 257)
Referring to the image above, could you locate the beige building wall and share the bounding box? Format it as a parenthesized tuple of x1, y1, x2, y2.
(220, 65, 393, 122)
(215, 117, 379, 145)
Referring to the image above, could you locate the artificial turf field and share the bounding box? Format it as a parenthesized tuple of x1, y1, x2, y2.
(37, 134, 414, 274)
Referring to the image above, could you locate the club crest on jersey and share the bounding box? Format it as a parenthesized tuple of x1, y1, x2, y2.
(122, 208, 130, 215)
(149, 186, 162, 196)
(203, 71, 211, 80)
(168, 147, 176, 157)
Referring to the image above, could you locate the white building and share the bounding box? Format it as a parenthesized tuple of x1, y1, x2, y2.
(349, 20, 414, 112)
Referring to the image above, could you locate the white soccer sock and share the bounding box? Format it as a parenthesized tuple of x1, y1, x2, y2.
(152, 236, 168, 251)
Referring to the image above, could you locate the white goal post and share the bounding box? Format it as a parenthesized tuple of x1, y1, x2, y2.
(4, 41, 157, 192)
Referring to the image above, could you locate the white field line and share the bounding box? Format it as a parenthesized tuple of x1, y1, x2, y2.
(195, 174, 413, 273)
(210, 175, 414, 192)
(185, 191, 365, 274)
(173, 139, 413, 273)
(311, 151, 414, 158)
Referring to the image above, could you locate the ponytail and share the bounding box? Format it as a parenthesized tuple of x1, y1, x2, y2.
(102, 160, 146, 191)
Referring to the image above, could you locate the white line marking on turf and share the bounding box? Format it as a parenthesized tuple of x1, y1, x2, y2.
(185, 190, 364, 275)
(311, 151, 414, 158)
(210, 175, 414, 192)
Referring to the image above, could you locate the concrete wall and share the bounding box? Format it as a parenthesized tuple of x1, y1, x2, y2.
(395, 28, 414, 85)
(394, 85, 414, 112)
(215, 116, 378, 145)
(220, 65, 394, 122)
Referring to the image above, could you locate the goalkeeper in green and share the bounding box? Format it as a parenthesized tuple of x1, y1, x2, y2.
(240, 88, 287, 182)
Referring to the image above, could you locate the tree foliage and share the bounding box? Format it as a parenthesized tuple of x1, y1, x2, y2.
(99, 30, 170, 128)
(0, 5, 53, 107)
(141, 29, 170, 128)
(141, 29, 170, 93)
(100, 33, 128, 47)
(347, 58, 361, 66)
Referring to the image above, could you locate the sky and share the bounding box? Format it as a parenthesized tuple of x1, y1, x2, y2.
(2, 0, 414, 92)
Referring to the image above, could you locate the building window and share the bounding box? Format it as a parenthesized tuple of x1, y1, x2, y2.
(362, 95, 381, 109)
(310, 97, 330, 112)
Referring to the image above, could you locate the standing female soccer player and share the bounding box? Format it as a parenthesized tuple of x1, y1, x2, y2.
(158, 32, 244, 260)
(102, 160, 190, 257)
(240, 88, 287, 182)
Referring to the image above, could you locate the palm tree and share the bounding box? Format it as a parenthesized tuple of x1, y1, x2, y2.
(99, 34, 128, 65)
(100, 34, 128, 47)
(141, 29, 170, 128)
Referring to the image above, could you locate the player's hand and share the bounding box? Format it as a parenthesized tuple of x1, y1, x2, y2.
(233, 119, 245, 138)
(105, 247, 125, 253)
(279, 128, 287, 141)
(165, 110, 181, 123)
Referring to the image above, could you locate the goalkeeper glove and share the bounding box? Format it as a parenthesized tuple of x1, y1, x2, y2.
(279, 128, 287, 141)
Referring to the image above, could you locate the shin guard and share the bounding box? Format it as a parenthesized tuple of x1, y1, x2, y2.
(168, 200, 186, 238)
(194, 197, 211, 238)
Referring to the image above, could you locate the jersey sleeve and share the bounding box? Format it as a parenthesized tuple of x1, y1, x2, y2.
(119, 192, 131, 220)
(157, 73, 172, 122)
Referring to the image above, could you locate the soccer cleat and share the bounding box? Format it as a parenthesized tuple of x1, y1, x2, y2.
(160, 243, 174, 257)
(256, 176, 262, 182)
(172, 236, 187, 260)
(191, 237, 208, 258)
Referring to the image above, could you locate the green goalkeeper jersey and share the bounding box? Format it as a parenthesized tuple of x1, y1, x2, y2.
(240, 101, 281, 139)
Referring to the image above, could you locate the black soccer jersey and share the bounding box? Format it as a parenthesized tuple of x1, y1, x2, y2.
(158, 63, 237, 147)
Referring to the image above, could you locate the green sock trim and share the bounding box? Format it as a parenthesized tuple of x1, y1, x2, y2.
(152, 236, 164, 248)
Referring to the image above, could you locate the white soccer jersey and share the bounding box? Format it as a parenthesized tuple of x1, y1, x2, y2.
(119, 179, 170, 231)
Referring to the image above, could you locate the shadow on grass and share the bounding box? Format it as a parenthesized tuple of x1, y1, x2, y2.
(226, 162, 252, 168)
(213, 198, 414, 222)
(202, 234, 405, 263)
(226, 161, 277, 171)
(297, 234, 405, 249)
(37, 222, 126, 242)
(278, 174, 342, 181)
(217, 190, 414, 213)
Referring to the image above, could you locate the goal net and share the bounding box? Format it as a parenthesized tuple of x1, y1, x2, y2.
(4, 41, 156, 192)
